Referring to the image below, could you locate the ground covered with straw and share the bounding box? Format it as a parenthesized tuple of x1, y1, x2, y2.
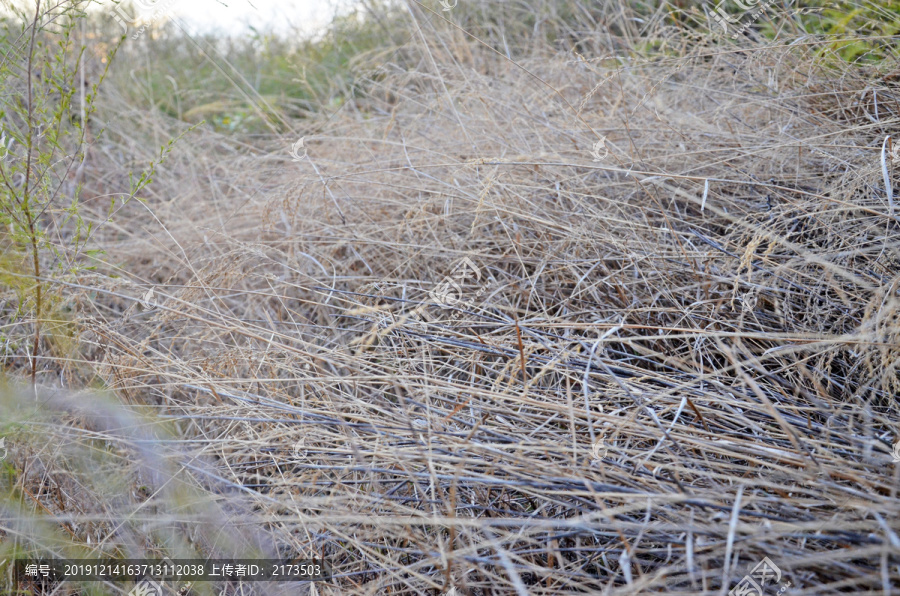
(2, 1, 900, 594)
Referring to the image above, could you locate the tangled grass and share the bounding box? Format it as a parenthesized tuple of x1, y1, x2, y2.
(2, 1, 900, 594)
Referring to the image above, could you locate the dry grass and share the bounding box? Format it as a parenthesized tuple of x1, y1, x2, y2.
(2, 3, 900, 594)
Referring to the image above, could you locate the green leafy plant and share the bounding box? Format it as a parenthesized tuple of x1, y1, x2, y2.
(0, 1, 162, 386)
(759, 0, 900, 62)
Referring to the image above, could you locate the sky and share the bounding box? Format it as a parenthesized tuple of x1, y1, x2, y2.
(104, 0, 361, 37)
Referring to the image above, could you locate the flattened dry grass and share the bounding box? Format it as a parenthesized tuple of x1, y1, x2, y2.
(2, 5, 900, 595)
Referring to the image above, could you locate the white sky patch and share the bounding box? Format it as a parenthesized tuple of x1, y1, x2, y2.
(46, 0, 362, 38)
(162, 0, 355, 37)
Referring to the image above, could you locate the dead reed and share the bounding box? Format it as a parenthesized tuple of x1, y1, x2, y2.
(2, 2, 899, 594)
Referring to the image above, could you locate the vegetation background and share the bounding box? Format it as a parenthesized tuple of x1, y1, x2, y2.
(0, 0, 899, 593)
